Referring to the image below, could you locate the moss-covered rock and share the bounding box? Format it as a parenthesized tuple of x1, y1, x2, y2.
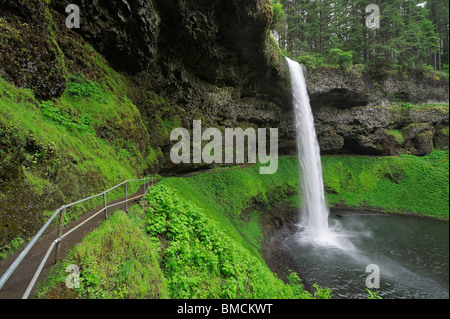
(0, 1, 66, 99)
(313, 103, 449, 156)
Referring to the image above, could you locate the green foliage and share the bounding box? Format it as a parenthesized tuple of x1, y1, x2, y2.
(326, 49, 355, 69)
(322, 151, 449, 220)
(166, 157, 299, 222)
(271, 0, 285, 30)
(66, 75, 104, 102)
(38, 100, 94, 134)
(390, 101, 449, 112)
(294, 49, 357, 70)
(295, 54, 326, 70)
(442, 64, 449, 76)
(366, 288, 382, 299)
(36, 158, 328, 299)
(143, 183, 320, 299)
(0, 237, 24, 259)
(35, 151, 448, 299)
(387, 130, 405, 143)
(279, 0, 449, 73)
(264, 33, 285, 73)
(0, 69, 156, 251)
(35, 211, 169, 299)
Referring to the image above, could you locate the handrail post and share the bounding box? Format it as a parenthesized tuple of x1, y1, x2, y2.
(55, 206, 65, 263)
(103, 192, 107, 220)
(125, 181, 128, 214)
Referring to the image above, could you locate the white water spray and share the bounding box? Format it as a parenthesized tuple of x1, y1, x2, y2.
(286, 57, 331, 242)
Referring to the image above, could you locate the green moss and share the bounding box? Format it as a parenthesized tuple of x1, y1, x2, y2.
(387, 129, 405, 143)
(390, 101, 449, 113)
(43, 5, 69, 78)
(322, 151, 449, 220)
(158, 158, 299, 258)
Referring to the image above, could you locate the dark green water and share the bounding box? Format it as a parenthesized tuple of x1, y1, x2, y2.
(285, 210, 449, 299)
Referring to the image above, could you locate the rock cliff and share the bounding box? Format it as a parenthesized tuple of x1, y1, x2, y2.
(307, 67, 449, 155)
(0, 0, 448, 162)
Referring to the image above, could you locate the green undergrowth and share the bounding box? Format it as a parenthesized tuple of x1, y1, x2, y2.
(35, 152, 448, 299)
(36, 158, 331, 299)
(160, 159, 300, 255)
(322, 151, 449, 220)
(35, 210, 169, 299)
(141, 183, 329, 299)
(0, 73, 143, 186)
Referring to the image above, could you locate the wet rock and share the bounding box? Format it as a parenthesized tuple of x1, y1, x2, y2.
(0, 0, 66, 99)
(411, 131, 434, 156)
(434, 128, 449, 150)
(307, 67, 448, 108)
(50, 0, 160, 74)
(319, 132, 345, 153)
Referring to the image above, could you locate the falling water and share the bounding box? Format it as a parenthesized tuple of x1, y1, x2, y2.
(286, 57, 330, 241)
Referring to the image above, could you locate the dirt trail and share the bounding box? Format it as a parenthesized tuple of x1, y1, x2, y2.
(0, 183, 149, 299)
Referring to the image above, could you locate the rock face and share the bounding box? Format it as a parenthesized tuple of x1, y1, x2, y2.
(307, 67, 449, 108)
(306, 67, 449, 156)
(313, 104, 448, 156)
(50, 0, 161, 74)
(0, 1, 67, 99)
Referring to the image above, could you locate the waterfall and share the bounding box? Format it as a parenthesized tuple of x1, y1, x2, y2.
(286, 57, 330, 241)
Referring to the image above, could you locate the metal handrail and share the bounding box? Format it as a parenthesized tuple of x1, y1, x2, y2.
(0, 176, 156, 298)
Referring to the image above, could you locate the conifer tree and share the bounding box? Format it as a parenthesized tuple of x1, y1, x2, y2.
(277, 0, 448, 72)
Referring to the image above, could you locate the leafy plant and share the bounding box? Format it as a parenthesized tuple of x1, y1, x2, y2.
(0, 237, 24, 259)
(142, 182, 324, 299)
(66, 75, 104, 102)
(35, 211, 169, 299)
(326, 48, 355, 69)
(38, 100, 95, 134)
(366, 288, 382, 299)
(296, 54, 326, 69)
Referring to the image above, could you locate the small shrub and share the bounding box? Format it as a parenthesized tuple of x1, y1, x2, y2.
(296, 54, 326, 69)
(38, 100, 94, 134)
(66, 75, 105, 102)
(0, 237, 24, 259)
(326, 48, 355, 69)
